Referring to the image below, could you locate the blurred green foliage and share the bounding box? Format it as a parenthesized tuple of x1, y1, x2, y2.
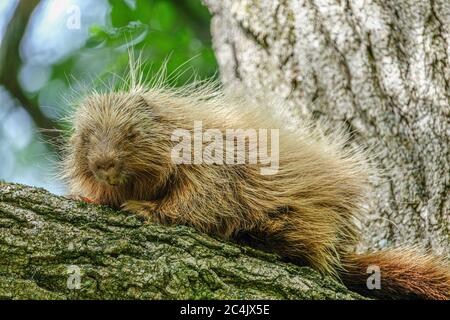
(47, 0, 218, 125)
(57, 0, 216, 94)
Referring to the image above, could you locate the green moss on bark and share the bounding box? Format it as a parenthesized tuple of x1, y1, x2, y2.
(0, 182, 363, 300)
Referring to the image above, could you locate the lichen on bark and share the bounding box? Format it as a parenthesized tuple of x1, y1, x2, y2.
(0, 183, 363, 299)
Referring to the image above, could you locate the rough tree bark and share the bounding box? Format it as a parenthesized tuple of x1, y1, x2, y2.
(204, 0, 449, 255)
(0, 183, 363, 299)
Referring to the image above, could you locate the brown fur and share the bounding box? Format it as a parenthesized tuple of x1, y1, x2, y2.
(341, 249, 450, 299)
(62, 75, 450, 299)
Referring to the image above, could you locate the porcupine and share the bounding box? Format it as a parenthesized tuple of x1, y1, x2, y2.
(61, 64, 450, 300)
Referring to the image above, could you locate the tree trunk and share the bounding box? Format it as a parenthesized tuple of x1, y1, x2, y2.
(204, 0, 449, 255)
(0, 183, 362, 299)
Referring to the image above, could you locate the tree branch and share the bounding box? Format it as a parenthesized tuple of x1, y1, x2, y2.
(0, 182, 363, 299)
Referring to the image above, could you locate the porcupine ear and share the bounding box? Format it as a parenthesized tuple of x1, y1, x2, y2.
(136, 92, 160, 119)
(137, 93, 150, 110)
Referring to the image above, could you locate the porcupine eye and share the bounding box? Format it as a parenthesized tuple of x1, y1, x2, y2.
(126, 130, 138, 141)
(81, 132, 90, 144)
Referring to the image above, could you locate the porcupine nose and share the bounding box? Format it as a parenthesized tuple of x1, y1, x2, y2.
(94, 158, 121, 185)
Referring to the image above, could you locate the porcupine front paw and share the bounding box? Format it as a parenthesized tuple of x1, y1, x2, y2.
(121, 200, 164, 223)
(66, 194, 95, 203)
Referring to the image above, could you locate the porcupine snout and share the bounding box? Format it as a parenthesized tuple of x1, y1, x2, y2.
(88, 141, 125, 186)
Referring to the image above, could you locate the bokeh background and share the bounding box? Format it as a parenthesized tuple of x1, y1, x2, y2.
(0, 0, 217, 194)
